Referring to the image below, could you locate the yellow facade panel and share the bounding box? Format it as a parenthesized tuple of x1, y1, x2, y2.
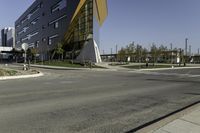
(94, 0, 108, 26)
(71, 0, 86, 23)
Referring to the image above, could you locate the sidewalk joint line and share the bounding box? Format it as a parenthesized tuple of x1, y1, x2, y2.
(179, 118, 200, 127)
(161, 129, 171, 133)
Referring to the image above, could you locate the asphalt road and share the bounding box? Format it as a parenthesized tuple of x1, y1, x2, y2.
(0, 67, 200, 133)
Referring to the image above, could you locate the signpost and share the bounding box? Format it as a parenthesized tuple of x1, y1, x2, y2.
(21, 43, 29, 63)
(21, 43, 29, 70)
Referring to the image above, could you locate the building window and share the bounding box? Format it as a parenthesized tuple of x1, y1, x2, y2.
(30, 32, 39, 38)
(22, 36, 29, 41)
(20, 3, 41, 25)
(21, 31, 38, 42)
(16, 24, 20, 28)
(35, 41, 39, 48)
(31, 17, 39, 25)
(42, 38, 46, 42)
(40, 2, 43, 8)
(49, 15, 67, 25)
(16, 41, 20, 44)
(28, 4, 40, 19)
(48, 39, 52, 45)
(48, 34, 58, 45)
(51, 0, 66, 13)
(29, 43, 35, 48)
(54, 22, 59, 29)
(42, 25, 46, 29)
(23, 26, 29, 33)
(18, 30, 24, 35)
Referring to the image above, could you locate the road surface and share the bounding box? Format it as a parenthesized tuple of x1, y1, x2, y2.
(0, 67, 200, 133)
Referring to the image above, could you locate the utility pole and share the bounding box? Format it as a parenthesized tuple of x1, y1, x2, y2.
(170, 43, 173, 50)
(116, 45, 118, 54)
(185, 38, 188, 56)
(189, 45, 191, 57)
(115, 45, 118, 62)
(111, 48, 113, 62)
(170, 43, 173, 64)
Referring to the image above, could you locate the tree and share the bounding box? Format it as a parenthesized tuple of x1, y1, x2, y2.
(135, 44, 142, 62)
(118, 47, 126, 62)
(55, 42, 64, 60)
(31, 48, 38, 64)
(150, 43, 158, 65)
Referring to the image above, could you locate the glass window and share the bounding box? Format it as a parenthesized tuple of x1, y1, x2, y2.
(31, 17, 39, 25)
(48, 39, 52, 45)
(49, 15, 66, 25)
(42, 38, 46, 42)
(29, 43, 35, 48)
(51, 0, 66, 13)
(35, 41, 39, 48)
(55, 22, 59, 29)
(48, 34, 58, 45)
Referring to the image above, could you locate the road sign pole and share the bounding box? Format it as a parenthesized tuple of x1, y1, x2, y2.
(21, 43, 29, 70)
(24, 50, 27, 64)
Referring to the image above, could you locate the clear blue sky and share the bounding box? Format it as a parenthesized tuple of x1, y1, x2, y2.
(101, 0, 200, 54)
(0, 0, 35, 29)
(0, 0, 200, 54)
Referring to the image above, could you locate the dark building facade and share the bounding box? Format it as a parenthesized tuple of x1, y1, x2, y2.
(1, 27, 15, 47)
(15, 0, 107, 63)
(1, 29, 7, 46)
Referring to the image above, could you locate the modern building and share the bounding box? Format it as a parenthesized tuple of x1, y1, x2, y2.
(15, 0, 108, 63)
(1, 27, 15, 47)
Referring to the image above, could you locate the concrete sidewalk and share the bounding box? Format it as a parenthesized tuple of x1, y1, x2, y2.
(148, 104, 200, 133)
(96, 62, 200, 71)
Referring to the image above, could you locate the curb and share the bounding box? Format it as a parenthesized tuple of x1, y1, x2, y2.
(17, 64, 111, 71)
(139, 66, 200, 71)
(125, 101, 200, 133)
(0, 72, 44, 80)
(13, 63, 91, 71)
(31, 65, 87, 70)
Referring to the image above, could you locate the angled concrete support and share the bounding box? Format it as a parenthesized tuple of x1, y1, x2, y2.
(76, 39, 102, 63)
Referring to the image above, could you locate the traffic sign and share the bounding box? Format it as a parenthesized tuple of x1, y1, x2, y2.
(21, 43, 29, 51)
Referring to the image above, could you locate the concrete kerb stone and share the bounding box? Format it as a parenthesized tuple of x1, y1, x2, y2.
(0, 72, 44, 81)
(28, 64, 116, 72)
(30, 64, 88, 70)
(132, 102, 200, 133)
(138, 66, 200, 71)
(13, 63, 91, 71)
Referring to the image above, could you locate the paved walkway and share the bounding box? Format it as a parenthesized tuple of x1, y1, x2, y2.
(97, 62, 200, 71)
(149, 104, 200, 133)
(96, 62, 130, 70)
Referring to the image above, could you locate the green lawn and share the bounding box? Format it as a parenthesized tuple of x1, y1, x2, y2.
(0, 69, 18, 76)
(36, 60, 106, 69)
(37, 60, 83, 68)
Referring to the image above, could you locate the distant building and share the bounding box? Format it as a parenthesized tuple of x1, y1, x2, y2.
(1, 27, 15, 47)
